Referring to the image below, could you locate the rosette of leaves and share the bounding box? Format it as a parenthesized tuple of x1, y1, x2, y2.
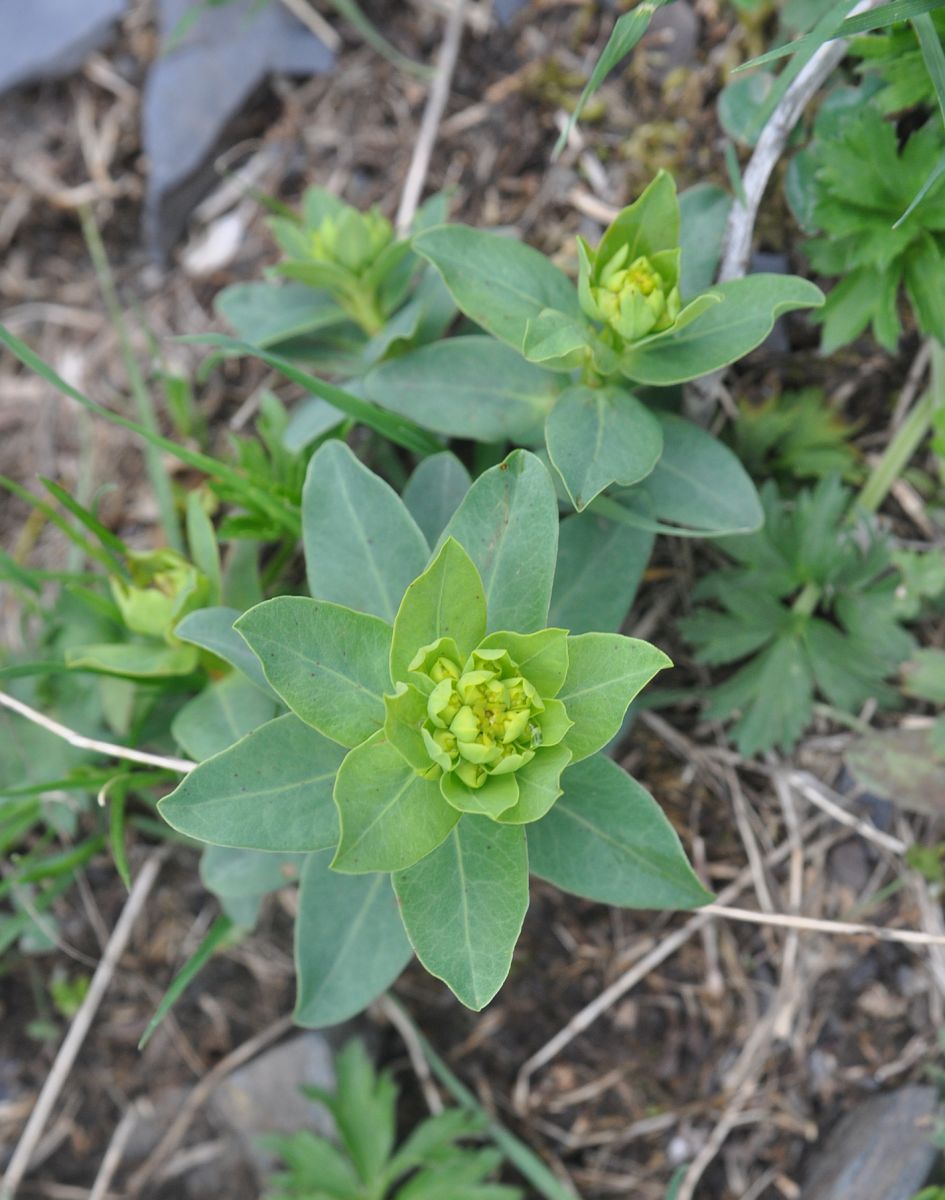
(730, 388, 859, 488)
(360, 169, 819, 531)
(787, 100, 945, 352)
(680, 476, 914, 755)
(212, 188, 456, 452)
(263, 1039, 521, 1200)
(160, 442, 709, 1016)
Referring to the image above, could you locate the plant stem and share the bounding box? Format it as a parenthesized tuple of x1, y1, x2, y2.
(79, 206, 184, 552)
(858, 339, 945, 514)
(791, 580, 820, 617)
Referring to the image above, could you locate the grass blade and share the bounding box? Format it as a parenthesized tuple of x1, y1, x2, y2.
(915, 11, 945, 125)
(553, 0, 671, 158)
(79, 205, 183, 551)
(186, 333, 443, 456)
(0, 324, 300, 537)
(323, 0, 431, 77)
(138, 913, 236, 1048)
(895, 150, 945, 227)
(0, 474, 124, 577)
(737, 0, 945, 70)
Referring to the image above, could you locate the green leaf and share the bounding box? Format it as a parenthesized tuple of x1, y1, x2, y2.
(479, 628, 570, 696)
(559, 633, 670, 762)
(528, 754, 711, 908)
(185, 493, 222, 605)
(200, 845, 305, 900)
(495, 744, 572, 825)
(620, 275, 824, 385)
(303, 440, 430, 622)
(393, 817, 529, 1010)
(412, 226, 581, 352)
(188, 333, 442, 457)
(214, 281, 350, 349)
(596, 170, 680, 268)
(171, 674, 277, 761)
(309, 1039, 397, 1187)
(440, 770, 520, 820)
(364, 337, 560, 443)
(175, 606, 275, 695)
(442, 450, 558, 634)
(549, 512, 653, 633)
(236, 597, 392, 748)
(158, 714, 345, 851)
(521, 310, 592, 371)
(332, 731, 459, 873)
(402, 453, 471, 546)
(545, 385, 663, 511)
(598, 413, 764, 537)
(66, 642, 198, 678)
(295, 852, 413, 1028)
(553, 0, 672, 156)
(390, 538, 487, 682)
(679, 184, 733, 298)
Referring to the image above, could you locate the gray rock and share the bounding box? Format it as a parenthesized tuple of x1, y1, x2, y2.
(494, 0, 529, 22)
(143, 0, 334, 258)
(802, 1086, 940, 1200)
(0, 0, 128, 93)
(210, 1031, 337, 1175)
(642, 1, 699, 75)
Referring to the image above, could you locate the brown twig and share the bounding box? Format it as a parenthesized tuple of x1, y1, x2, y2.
(1, 850, 168, 1200)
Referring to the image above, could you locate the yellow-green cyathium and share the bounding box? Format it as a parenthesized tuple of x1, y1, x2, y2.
(271, 186, 408, 334)
(577, 170, 683, 348)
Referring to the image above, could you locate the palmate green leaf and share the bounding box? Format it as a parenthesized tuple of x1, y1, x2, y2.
(303, 440, 430, 622)
(175, 606, 275, 696)
(236, 597, 392, 748)
(295, 852, 413, 1028)
(402, 453, 471, 547)
(597, 413, 764, 538)
(442, 451, 558, 634)
(528, 754, 710, 908)
(331, 731, 459, 874)
(549, 512, 653, 634)
(364, 337, 560, 443)
(171, 673, 277, 762)
(412, 226, 581, 352)
(390, 539, 486, 682)
(706, 633, 815, 756)
(559, 633, 671, 762)
(309, 1039, 398, 1187)
(159, 714, 345, 851)
(620, 275, 824, 385)
(545, 385, 663, 511)
(393, 817, 529, 1010)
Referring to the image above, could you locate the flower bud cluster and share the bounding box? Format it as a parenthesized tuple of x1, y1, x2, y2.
(582, 244, 680, 344)
(411, 644, 546, 790)
(309, 208, 393, 275)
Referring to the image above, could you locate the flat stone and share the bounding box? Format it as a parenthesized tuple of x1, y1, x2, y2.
(0, 0, 128, 94)
(641, 1, 699, 75)
(210, 1032, 337, 1175)
(802, 1087, 939, 1200)
(143, 0, 334, 258)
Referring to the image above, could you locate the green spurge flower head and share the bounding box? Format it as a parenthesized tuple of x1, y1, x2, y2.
(160, 445, 709, 1017)
(577, 170, 683, 346)
(111, 548, 210, 643)
(308, 206, 394, 275)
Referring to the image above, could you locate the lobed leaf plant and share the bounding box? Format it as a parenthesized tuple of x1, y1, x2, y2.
(787, 94, 945, 353)
(159, 442, 710, 1017)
